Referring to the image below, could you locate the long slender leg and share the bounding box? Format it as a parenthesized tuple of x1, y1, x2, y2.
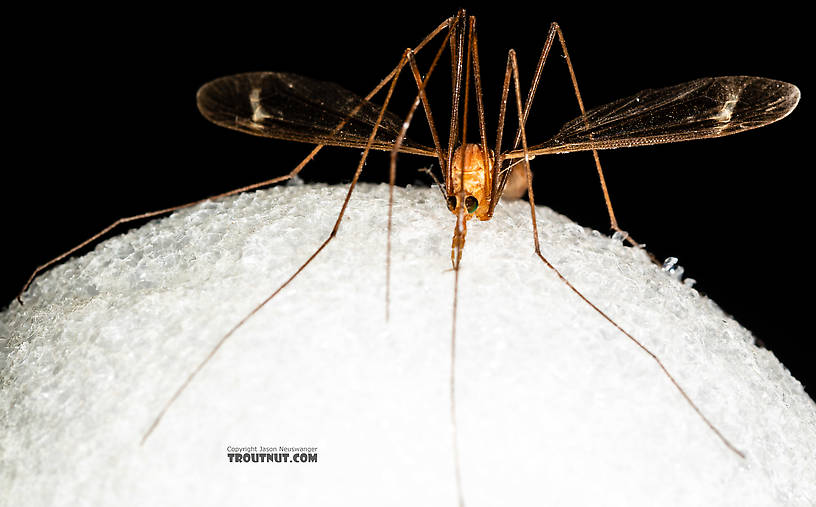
(460, 18, 472, 154)
(141, 17, 458, 443)
(487, 22, 656, 260)
(444, 17, 479, 507)
(506, 50, 744, 458)
(467, 17, 492, 192)
(550, 23, 655, 256)
(487, 25, 613, 230)
(405, 37, 449, 173)
(445, 12, 467, 194)
(488, 53, 513, 215)
(452, 13, 469, 507)
(487, 25, 555, 216)
(143, 53, 408, 445)
(387, 23, 454, 320)
(436, 11, 468, 507)
(17, 16, 456, 306)
(18, 169, 301, 304)
(450, 261, 465, 507)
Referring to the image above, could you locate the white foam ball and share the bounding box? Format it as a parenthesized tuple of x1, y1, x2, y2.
(1, 183, 814, 506)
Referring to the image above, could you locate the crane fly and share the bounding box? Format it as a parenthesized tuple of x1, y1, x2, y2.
(17, 10, 799, 505)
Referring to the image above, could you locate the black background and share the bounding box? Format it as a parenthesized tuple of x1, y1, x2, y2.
(5, 4, 813, 395)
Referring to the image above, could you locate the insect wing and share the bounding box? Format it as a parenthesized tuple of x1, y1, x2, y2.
(197, 72, 436, 156)
(518, 76, 800, 156)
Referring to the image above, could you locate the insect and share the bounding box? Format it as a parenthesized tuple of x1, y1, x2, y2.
(12, 9, 799, 505)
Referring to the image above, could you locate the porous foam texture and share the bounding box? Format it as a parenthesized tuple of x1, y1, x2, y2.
(1, 183, 814, 506)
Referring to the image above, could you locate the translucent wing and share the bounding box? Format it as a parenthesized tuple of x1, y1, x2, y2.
(197, 72, 437, 157)
(509, 76, 800, 158)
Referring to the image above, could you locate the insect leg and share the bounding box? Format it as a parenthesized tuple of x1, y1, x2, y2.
(487, 23, 641, 248)
(393, 22, 467, 505)
(405, 39, 449, 173)
(386, 27, 454, 320)
(141, 51, 415, 445)
(507, 50, 745, 458)
(466, 16, 492, 193)
(550, 23, 657, 259)
(488, 25, 557, 214)
(445, 11, 467, 194)
(487, 50, 514, 216)
(16, 171, 306, 305)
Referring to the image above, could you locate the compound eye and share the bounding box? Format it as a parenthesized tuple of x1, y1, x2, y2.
(446, 195, 457, 212)
(465, 196, 478, 214)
